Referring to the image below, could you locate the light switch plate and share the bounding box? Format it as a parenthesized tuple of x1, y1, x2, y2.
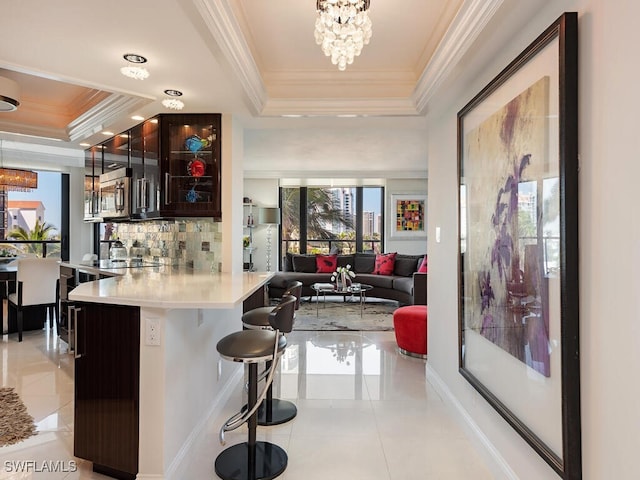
(435, 227, 441, 243)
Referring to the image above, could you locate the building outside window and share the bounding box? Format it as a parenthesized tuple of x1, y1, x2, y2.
(281, 186, 384, 261)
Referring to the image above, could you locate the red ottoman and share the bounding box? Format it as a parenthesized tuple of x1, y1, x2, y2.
(393, 305, 428, 359)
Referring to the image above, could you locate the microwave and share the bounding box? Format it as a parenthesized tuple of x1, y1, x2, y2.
(99, 167, 132, 220)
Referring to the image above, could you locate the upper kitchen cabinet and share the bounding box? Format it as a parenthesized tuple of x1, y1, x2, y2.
(130, 119, 160, 220)
(83, 146, 102, 221)
(102, 131, 131, 173)
(160, 114, 221, 218)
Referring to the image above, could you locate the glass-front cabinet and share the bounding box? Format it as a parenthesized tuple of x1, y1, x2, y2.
(130, 119, 160, 219)
(160, 114, 221, 218)
(83, 113, 222, 221)
(102, 132, 130, 173)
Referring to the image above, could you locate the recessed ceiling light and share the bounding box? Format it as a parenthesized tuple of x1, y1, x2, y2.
(164, 89, 183, 97)
(79, 142, 90, 147)
(131, 115, 145, 121)
(102, 131, 114, 136)
(123, 53, 147, 64)
(120, 53, 149, 80)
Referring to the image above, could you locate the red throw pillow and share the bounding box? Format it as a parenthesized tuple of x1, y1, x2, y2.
(373, 253, 396, 275)
(316, 254, 337, 273)
(418, 255, 428, 273)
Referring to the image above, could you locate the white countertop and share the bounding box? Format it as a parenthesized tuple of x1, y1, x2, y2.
(69, 269, 273, 309)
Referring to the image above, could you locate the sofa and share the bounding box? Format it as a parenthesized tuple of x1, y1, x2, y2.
(268, 252, 427, 305)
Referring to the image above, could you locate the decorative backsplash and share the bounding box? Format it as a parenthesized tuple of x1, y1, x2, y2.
(103, 219, 222, 271)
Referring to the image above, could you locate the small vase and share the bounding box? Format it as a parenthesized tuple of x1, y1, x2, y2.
(341, 271, 348, 290)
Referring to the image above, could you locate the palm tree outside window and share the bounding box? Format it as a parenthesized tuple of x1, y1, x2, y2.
(280, 186, 384, 265)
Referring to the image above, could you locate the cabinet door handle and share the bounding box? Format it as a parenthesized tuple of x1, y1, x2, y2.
(91, 191, 99, 214)
(74, 307, 84, 359)
(67, 305, 75, 355)
(141, 178, 148, 210)
(164, 172, 171, 205)
(135, 178, 142, 211)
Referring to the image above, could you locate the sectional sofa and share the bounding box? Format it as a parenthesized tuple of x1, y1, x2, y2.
(267, 252, 427, 305)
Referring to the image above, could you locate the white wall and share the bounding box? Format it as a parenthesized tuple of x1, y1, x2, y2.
(385, 178, 428, 255)
(426, 1, 639, 479)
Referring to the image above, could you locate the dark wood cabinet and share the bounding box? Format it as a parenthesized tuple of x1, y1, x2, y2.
(84, 113, 222, 221)
(130, 119, 160, 220)
(102, 133, 131, 173)
(73, 302, 140, 479)
(160, 113, 221, 218)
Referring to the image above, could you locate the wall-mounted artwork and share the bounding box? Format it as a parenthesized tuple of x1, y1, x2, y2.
(457, 13, 580, 480)
(390, 194, 426, 238)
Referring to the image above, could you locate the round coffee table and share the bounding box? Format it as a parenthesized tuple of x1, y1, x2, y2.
(311, 283, 373, 317)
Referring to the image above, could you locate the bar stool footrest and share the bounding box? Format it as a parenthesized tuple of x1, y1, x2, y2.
(214, 441, 287, 480)
(242, 398, 298, 426)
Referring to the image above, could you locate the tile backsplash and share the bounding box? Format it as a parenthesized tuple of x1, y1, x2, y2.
(102, 219, 222, 271)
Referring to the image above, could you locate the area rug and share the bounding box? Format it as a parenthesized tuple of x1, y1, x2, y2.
(294, 298, 397, 331)
(0, 387, 37, 447)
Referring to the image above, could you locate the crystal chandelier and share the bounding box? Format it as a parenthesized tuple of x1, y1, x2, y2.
(161, 89, 184, 110)
(120, 53, 150, 80)
(314, 0, 372, 71)
(0, 141, 38, 192)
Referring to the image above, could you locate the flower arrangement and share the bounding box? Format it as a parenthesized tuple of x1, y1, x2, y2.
(331, 264, 356, 289)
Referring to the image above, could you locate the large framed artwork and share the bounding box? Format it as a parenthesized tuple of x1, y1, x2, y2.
(389, 194, 426, 239)
(457, 13, 580, 479)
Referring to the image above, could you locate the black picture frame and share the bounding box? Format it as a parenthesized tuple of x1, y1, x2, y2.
(457, 12, 580, 479)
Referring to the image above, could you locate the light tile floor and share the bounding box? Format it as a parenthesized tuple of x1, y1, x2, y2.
(0, 322, 494, 480)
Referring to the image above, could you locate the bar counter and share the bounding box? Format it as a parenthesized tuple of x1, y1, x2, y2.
(67, 269, 273, 480)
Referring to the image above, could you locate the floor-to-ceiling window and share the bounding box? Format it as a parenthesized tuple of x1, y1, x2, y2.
(281, 185, 384, 263)
(2, 170, 66, 258)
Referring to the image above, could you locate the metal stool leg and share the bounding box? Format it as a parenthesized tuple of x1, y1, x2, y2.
(215, 363, 287, 480)
(256, 359, 297, 426)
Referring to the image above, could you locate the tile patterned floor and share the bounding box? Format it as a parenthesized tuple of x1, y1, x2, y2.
(0, 323, 494, 479)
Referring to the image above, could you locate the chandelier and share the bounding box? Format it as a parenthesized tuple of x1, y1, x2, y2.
(0, 141, 37, 192)
(120, 53, 150, 80)
(314, 0, 372, 71)
(0, 167, 38, 191)
(162, 89, 184, 110)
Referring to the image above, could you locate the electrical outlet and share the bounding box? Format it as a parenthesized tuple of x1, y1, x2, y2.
(145, 317, 161, 346)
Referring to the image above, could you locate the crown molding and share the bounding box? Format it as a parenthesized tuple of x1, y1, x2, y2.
(412, 0, 505, 114)
(261, 97, 420, 117)
(243, 169, 428, 180)
(0, 120, 68, 142)
(67, 93, 152, 141)
(0, 139, 83, 168)
(192, 0, 267, 114)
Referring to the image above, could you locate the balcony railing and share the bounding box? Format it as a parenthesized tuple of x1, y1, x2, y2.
(0, 240, 61, 258)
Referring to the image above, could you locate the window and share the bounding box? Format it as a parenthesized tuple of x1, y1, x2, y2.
(281, 186, 384, 261)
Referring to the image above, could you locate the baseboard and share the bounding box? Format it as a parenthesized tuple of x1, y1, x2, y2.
(425, 364, 519, 480)
(163, 365, 244, 480)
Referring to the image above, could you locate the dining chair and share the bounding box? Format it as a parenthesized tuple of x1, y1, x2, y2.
(8, 257, 60, 342)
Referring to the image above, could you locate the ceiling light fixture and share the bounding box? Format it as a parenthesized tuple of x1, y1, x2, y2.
(120, 53, 150, 80)
(314, 0, 372, 71)
(0, 140, 37, 192)
(0, 76, 20, 112)
(162, 89, 184, 110)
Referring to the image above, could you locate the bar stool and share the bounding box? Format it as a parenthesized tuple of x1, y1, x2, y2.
(241, 281, 302, 426)
(215, 295, 297, 480)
